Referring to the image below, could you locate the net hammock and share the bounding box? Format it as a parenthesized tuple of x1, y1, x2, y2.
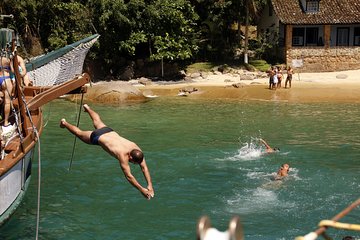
(0, 28, 99, 86)
(26, 34, 99, 86)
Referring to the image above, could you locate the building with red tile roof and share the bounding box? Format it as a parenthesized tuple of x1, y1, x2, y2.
(258, 0, 360, 72)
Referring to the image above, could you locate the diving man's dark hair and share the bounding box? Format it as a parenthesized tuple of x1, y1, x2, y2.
(130, 149, 144, 164)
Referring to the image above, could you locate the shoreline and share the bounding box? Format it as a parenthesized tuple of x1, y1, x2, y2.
(136, 69, 360, 103)
(84, 69, 360, 103)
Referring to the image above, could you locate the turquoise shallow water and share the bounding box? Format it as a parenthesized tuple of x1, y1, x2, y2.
(1, 98, 359, 240)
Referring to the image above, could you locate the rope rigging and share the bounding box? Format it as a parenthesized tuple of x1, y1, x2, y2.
(68, 92, 84, 171)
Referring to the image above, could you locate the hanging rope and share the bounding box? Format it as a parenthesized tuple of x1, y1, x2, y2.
(35, 129, 41, 240)
(6, 65, 43, 239)
(42, 102, 52, 128)
(68, 93, 84, 171)
(22, 93, 41, 240)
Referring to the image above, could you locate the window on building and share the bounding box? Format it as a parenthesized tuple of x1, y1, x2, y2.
(292, 27, 321, 46)
(354, 27, 360, 46)
(306, 0, 320, 12)
(306, 27, 318, 46)
(292, 28, 305, 46)
(337, 27, 349, 46)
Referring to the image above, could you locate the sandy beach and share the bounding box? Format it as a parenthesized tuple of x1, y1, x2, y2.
(83, 69, 360, 103)
(135, 69, 360, 103)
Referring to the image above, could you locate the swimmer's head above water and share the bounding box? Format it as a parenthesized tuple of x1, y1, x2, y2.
(281, 163, 289, 171)
(275, 163, 290, 180)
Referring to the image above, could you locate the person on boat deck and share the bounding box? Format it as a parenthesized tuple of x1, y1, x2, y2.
(60, 104, 154, 200)
(0, 54, 15, 133)
(10, 54, 33, 86)
(259, 138, 280, 153)
(275, 163, 290, 180)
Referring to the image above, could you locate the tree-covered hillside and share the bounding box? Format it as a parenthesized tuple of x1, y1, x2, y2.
(0, 0, 268, 79)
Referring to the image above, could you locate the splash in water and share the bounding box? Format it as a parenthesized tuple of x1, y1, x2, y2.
(226, 187, 280, 214)
(231, 137, 263, 161)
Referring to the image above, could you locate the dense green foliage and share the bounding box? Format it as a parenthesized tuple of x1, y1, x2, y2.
(0, 0, 270, 78)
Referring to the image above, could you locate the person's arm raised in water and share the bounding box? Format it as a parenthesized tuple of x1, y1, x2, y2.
(260, 139, 272, 150)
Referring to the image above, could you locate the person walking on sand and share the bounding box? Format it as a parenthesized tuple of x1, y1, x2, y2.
(285, 66, 293, 88)
(60, 104, 154, 200)
(259, 138, 280, 153)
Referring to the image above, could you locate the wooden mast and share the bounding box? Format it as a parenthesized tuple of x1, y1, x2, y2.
(10, 33, 30, 153)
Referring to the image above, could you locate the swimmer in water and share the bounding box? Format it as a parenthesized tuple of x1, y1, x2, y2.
(259, 138, 280, 153)
(274, 163, 290, 180)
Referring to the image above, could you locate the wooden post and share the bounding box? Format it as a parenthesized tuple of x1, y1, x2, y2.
(285, 25, 293, 66)
(324, 25, 331, 48)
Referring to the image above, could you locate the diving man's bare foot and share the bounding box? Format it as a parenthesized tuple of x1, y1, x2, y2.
(83, 104, 90, 112)
(60, 118, 67, 128)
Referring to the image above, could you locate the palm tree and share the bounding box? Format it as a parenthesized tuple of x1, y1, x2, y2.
(244, 0, 250, 63)
(244, 0, 265, 63)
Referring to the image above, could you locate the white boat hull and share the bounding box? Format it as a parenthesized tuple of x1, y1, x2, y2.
(0, 149, 33, 225)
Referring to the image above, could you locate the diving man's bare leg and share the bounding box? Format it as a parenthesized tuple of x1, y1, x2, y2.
(83, 104, 106, 129)
(60, 118, 92, 144)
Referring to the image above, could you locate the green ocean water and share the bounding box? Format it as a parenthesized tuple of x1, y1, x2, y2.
(1, 98, 359, 240)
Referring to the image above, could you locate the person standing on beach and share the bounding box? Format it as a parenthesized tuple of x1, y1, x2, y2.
(268, 66, 275, 89)
(285, 66, 293, 88)
(60, 104, 155, 200)
(272, 67, 278, 90)
(277, 66, 283, 88)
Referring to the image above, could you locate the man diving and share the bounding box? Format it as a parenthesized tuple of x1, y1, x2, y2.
(60, 104, 154, 200)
